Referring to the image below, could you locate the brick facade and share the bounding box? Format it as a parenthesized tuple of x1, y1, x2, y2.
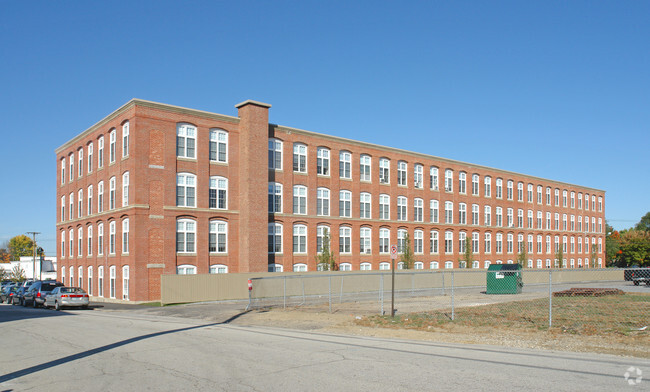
(55, 99, 606, 301)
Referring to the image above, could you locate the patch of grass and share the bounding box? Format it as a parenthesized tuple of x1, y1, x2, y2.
(358, 293, 650, 337)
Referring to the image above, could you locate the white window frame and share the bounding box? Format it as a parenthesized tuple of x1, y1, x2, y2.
(293, 143, 307, 173)
(209, 129, 228, 163)
(176, 219, 196, 253)
(209, 220, 228, 253)
(177, 123, 197, 159)
(268, 138, 283, 170)
(209, 176, 228, 210)
(177, 173, 197, 208)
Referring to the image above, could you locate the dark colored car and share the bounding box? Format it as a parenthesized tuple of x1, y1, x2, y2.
(13, 286, 30, 305)
(23, 280, 64, 308)
(624, 268, 650, 281)
(1, 285, 18, 303)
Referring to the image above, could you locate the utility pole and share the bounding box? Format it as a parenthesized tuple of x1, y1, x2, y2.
(27, 232, 40, 280)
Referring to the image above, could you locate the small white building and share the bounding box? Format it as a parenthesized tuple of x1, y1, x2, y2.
(0, 256, 58, 281)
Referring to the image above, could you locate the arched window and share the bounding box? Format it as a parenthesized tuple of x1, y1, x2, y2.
(339, 263, 352, 271)
(268, 138, 282, 170)
(268, 223, 283, 253)
(176, 264, 196, 274)
(109, 221, 116, 255)
(209, 176, 228, 209)
(176, 219, 196, 253)
(430, 261, 439, 269)
(177, 123, 196, 159)
(97, 181, 104, 213)
(98, 266, 104, 297)
(87, 266, 93, 296)
(209, 129, 228, 163)
(109, 129, 116, 163)
(122, 121, 129, 158)
(268, 182, 282, 213)
(316, 147, 330, 175)
(360, 262, 372, 271)
(210, 264, 228, 274)
(122, 172, 129, 207)
(209, 220, 227, 253)
(122, 265, 129, 300)
(109, 177, 116, 210)
(293, 143, 307, 172)
(122, 219, 129, 254)
(177, 173, 196, 207)
(293, 263, 308, 272)
(293, 224, 307, 254)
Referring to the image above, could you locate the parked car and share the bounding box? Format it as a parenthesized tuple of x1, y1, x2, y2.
(13, 286, 30, 305)
(1, 285, 18, 303)
(44, 287, 89, 311)
(23, 280, 64, 308)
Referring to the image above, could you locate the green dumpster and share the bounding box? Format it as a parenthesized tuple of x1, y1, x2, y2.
(486, 263, 523, 294)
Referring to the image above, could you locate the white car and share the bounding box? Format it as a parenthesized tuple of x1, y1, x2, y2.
(44, 287, 89, 311)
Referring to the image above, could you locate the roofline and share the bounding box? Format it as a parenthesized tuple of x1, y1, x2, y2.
(271, 123, 606, 193)
(55, 99, 240, 154)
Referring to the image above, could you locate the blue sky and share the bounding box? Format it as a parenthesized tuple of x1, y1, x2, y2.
(0, 1, 648, 256)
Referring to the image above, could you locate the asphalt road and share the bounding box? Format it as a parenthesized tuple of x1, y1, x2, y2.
(0, 303, 647, 391)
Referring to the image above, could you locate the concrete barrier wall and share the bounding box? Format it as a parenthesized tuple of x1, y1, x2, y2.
(161, 269, 626, 305)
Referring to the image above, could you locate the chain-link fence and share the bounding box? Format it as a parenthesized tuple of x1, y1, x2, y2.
(247, 268, 650, 332)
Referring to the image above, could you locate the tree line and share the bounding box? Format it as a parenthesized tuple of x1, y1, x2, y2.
(606, 212, 650, 267)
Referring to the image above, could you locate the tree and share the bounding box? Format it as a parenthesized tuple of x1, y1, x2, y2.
(517, 247, 527, 268)
(617, 230, 650, 267)
(8, 235, 35, 261)
(400, 234, 414, 270)
(590, 243, 598, 269)
(460, 236, 473, 269)
(635, 211, 650, 232)
(10, 265, 26, 282)
(605, 223, 621, 267)
(555, 246, 564, 269)
(315, 232, 337, 271)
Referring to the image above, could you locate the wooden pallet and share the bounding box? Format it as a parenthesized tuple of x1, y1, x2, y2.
(553, 288, 624, 297)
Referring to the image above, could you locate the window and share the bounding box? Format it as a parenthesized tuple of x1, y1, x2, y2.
(87, 142, 93, 173)
(554, 213, 560, 230)
(122, 266, 129, 300)
(69, 152, 74, 181)
(176, 264, 196, 275)
(122, 172, 129, 207)
(61, 157, 65, 184)
(209, 129, 228, 163)
(458, 203, 466, 225)
(60, 231, 65, 258)
(570, 215, 575, 231)
(293, 185, 307, 214)
(507, 208, 513, 227)
(122, 122, 129, 158)
(459, 231, 467, 254)
(585, 194, 590, 210)
(360, 155, 371, 181)
(562, 190, 568, 207)
(484, 232, 492, 253)
(496, 233, 503, 253)
(471, 204, 479, 225)
(360, 227, 372, 254)
(98, 136, 104, 168)
(598, 196, 603, 212)
(268, 264, 283, 272)
(430, 261, 439, 269)
(379, 228, 390, 254)
(444, 231, 453, 254)
(293, 224, 307, 253)
(537, 185, 542, 204)
(518, 234, 524, 253)
(61, 195, 65, 222)
(507, 180, 513, 200)
(379, 262, 390, 270)
(317, 147, 330, 175)
(546, 212, 552, 230)
(360, 192, 371, 219)
(317, 188, 330, 216)
(293, 264, 308, 272)
(554, 189, 560, 206)
(109, 177, 116, 210)
(210, 265, 228, 274)
(98, 266, 104, 297)
(484, 205, 491, 226)
(578, 192, 583, 209)
(397, 229, 407, 253)
(414, 230, 423, 254)
(484, 176, 491, 197)
(445, 201, 453, 224)
(87, 185, 93, 215)
(379, 194, 390, 220)
(70, 266, 74, 286)
(339, 190, 351, 217)
(97, 222, 104, 255)
(591, 195, 596, 211)
(88, 266, 93, 296)
(176, 173, 196, 207)
(527, 184, 533, 203)
(397, 161, 407, 186)
(472, 232, 479, 253)
(570, 237, 575, 253)
(414, 198, 423, 222)
(430, 200, 439, 223)
(414, 164, 423, 188)
(537, 211, 542, 229)
(430, 166, 439, 190)
(268, 139, 283, 170)
(570, 191, 575, 208)
(98, 181, 104, 213)
(339, 226, 351, 253)
(360, 263, 372, 271)
(177, 123, 196, 159)
(339, 263, 352, 271)
(459, 172, 467, 194)
(496, 178, 503, 199)
(268, 183, 283, 213)
(108, 129, 117, 164)
(109, 221, 116, 255)
(445, 169, 453, 192)
(77, 227, 83, 257)
(209, 221, 227, 253)
(87, 225, 93, 256)
(472, 174, 479, 196)
(339, 151, 351, 179)
(69, 193, 74, 220)
(430, 230, 439, 254)
(527, 210, 533, 228)
(546, 187, 551, 205)
(517, 209, 523, 228)
(563, 214, 568, 231)
(78, 148, 83, 177)
(176, 219, 196, 253)
(537, 235, 542, 254)
(495, 207, 502, 227)
(268, 223, 283, 253)
(546, 235, 551, 253)
(122, 219, 129, 254)
(316, 225, 330, 253)
(293, 143, 307, 172)
(378, 158, 390, 183)
(209, 176, 228, 209)
(397, 196, 408, 221)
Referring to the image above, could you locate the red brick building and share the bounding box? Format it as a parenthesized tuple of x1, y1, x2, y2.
(56, 99, 606, 301)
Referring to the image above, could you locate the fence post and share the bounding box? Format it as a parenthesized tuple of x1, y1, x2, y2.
(451, 270, 455, 321)
(548, 270, 553, 328)
(442, 271, 445, 295)
(339, 275, 344, 304)
(283, 276, 287, 309)
(380, 273, 384, 315)
(411, 272, 415, 296)
(328, 275, 332, 313)
(301, 278, 305, 306)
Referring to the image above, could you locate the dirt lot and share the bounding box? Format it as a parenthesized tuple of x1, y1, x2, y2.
(126, 291, 650, 358)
